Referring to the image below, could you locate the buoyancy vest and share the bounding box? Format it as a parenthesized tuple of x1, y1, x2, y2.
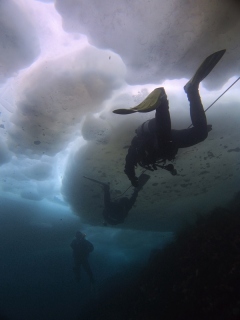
(135, 119, 156, 138)
(134, 119, 178, 173)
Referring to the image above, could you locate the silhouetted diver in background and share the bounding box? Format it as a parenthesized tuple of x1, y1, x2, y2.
(113, 50, 226, 187)
(84, 173, 150, 225)
(71, 231, 94, 283)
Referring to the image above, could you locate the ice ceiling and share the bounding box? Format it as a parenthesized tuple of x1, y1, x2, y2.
(0, 0, 240, 231)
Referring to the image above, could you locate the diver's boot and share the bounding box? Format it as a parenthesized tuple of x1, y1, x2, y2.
(184, 49, 226, 93)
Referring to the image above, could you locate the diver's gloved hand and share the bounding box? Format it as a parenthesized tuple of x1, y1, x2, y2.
(130, 177, 139, 187)
(124, 168, 138, 187)
(207, 124, 212, 132)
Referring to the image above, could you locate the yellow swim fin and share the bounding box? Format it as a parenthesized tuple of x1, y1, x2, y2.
(184, 49, 226, 92)
(113, 87, 166, 115)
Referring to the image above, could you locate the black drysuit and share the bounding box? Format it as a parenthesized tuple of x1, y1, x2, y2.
(102, 186, 138, 225)
(124, 87, 209, 186)
(71, 237, 94, 282)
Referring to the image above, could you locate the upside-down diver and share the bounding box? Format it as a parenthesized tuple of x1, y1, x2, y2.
(113, 50, 226, 186)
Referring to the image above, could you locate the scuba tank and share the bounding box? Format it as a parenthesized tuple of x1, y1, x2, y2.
(135, 120, 178, 175)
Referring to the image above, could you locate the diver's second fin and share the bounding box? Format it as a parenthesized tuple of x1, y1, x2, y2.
(113, 87, 166, 115)
(137, 173, 150, 190)
(184, 49, 226, 93)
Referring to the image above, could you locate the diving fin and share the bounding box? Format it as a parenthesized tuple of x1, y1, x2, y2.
(112, 109, 137, 115)
(113, 87, 166, 115)
(184, 49, 226, 93)
(137, 173, 150, 190)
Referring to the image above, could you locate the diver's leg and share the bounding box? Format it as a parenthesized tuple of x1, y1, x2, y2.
(103, 184, 111, 207)
(155, 94, 172, 145)
(171, 86, 209, 148)
(187, 86, 208, 140)
(73, 259, 81, 281)
(125, 190, 138, 211)
(82, 259, 94, 283)
(187, 86, 206, 127)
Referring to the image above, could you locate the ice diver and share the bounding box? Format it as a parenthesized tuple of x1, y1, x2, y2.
(113, 50, 226, 187)
(83, 173, 150, 225)
(70, 231, 95, 283)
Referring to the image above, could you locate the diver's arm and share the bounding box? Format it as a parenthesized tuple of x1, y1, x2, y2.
(102, 207, 123, 225)
(103, 184, 111, 207)
(125, 189, 138, 211)
(124, 137, 139, 187)
(70, 239, 76, 250)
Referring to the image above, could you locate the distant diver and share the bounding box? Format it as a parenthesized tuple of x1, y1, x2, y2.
(71, 231, 95, 283)
(113, 50, 226, 187)
(83, 173, 150, 225)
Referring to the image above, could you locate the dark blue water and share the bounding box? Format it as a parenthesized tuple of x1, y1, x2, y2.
(0, 196, 172, 320)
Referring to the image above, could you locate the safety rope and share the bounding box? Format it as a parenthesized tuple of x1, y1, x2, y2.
(112, 170, 147, 200)
(188, 76, 240, 128)
(112, 185, 132, 200)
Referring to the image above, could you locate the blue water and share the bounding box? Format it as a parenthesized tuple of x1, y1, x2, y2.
(0, 196, 173, 320)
